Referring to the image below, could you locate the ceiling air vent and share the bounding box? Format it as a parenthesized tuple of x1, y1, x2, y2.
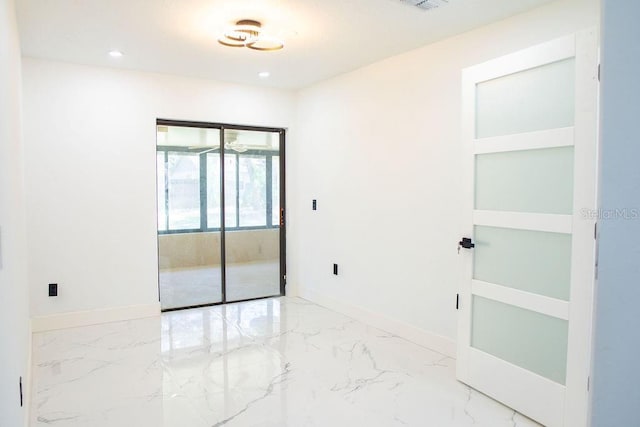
(398, 0, 449, 11)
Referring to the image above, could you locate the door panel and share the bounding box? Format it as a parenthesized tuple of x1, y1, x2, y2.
(473, 225, 572, 300)
(223, 129, 282, 303)
(458, 30, 598, 427)
(475, 57, 575, 138)
(157, 126, 223, 310)
(472, 295, 569, 384)
(475, 146, 575, 214)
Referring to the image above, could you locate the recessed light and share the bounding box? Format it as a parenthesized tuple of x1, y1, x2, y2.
(108, 50, 123, 58)
(258, 71, 270, 78)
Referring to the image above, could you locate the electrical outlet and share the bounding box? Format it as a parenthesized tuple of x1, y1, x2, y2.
(48, 283, 58, 297)
(333, 264, 338, 275)
(312, 199, 317, 210)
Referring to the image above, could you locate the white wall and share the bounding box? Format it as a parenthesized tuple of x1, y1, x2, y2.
(590, 1, 640, 425)
(22, 59, 296, 318)
(291, 0, 599, 355)
(18, 0, 600, 362)
(0, 0, 30, 425)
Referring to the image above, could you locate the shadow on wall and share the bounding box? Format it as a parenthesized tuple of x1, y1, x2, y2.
(158, 229, 279, 269)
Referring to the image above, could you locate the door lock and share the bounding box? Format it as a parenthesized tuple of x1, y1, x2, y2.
(458, 237, 475, 254)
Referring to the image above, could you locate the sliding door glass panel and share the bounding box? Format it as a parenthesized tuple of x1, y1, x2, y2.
(474, 226, 572, 300)
(224, 154, 238, 228)
(475, 58, 575, 139)
(475, 146, 574, 214)
(224, 129, 281, 302)
(472, 296, 568, 384)
(157, 125, 222, 310)
(239, 156, 267, 227)
(206, 153, 221, 228)
(272, 156, 280, 226)
(167, 152, 200, 230)
(157, 152, 167, 232)
(157, 232, 223, 309)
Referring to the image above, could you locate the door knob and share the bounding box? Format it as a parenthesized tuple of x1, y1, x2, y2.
(458, 237, 474, 254)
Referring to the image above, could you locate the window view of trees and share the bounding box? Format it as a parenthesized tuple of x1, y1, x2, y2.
(168, 153, 200, 230)
(239, 156, 267, 226)
(157, 148, 280, 233)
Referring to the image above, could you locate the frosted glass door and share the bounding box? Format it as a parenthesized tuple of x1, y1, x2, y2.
(472, 143, 574, 385)
(457, 31, 598, 427)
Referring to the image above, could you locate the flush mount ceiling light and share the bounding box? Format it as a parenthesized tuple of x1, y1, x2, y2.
(218, 20, 284, 51)
(396, 0, 450, 10)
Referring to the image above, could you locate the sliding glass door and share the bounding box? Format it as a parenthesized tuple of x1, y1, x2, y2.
(156, 121, 285, 311)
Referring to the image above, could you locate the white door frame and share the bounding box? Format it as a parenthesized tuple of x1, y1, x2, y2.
(457, 29, 599, 427)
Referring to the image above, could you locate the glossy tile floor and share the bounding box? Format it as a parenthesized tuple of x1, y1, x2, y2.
(31, 297, 540, 426)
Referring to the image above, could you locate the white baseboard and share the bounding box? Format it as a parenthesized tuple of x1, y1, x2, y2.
(300, 288, 456, 358)
(31, 303, 161, 333)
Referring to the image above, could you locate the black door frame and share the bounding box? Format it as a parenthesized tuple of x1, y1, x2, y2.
(156, 118, 286, 311)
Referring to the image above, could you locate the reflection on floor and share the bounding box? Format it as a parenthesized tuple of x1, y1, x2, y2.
(30, 297, 542, 426)
(159, 261, 280, 309)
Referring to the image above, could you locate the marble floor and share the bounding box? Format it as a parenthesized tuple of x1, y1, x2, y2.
(31, 297, 540, 426)
(159, 261, 280, 310)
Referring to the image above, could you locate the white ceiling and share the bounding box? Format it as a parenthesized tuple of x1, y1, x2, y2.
(16, 0, 555, 90)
